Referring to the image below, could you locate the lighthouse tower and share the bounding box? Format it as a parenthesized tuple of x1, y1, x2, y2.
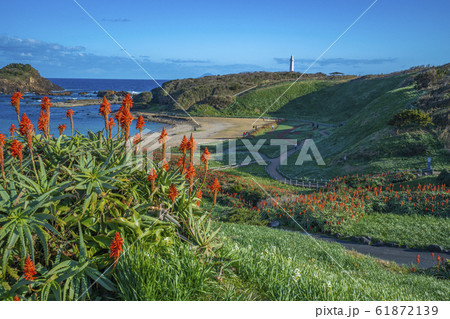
(290, 55, 294, 72)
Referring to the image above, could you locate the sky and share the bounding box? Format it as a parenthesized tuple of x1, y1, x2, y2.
(0, 0, 448, 79)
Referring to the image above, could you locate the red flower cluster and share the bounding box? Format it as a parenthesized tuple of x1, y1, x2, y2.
(11, 92, 23, 122)
(10, 139, 23, 165)
(168, 183, 178, 203)
(19, 114, 34, 152)
(24, 256, 37, 281)
(147, 168, 157, 192)
(0, 133, 6, 178)
(110, 232, 124, 268)
(121, 94, 133, 109)
(9, 124, 17, 137)
(58, 124, 67, 136)
(38, 111, 49, 138)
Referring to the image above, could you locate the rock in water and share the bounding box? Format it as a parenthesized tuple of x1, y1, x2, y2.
(0, 63, 63, 94)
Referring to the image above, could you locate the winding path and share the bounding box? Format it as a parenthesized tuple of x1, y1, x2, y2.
(302, 232, 449, 268)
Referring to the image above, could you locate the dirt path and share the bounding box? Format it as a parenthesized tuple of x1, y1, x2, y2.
(301, 231, 449, 268)
(263, 146, 301, 181)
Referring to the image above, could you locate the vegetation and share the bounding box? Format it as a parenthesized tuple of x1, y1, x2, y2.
(0, 93, 223, 301)
(219, 222, 449, 300)
(388, 109, 433, 127)
(0, 63, 63, 94)
(150, 71, 355, 112)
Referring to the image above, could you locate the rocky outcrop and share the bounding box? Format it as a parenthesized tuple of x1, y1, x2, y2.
(97, 90, 129, 99)
(133, 91, 152, 108)
(0, 63, 63, 94)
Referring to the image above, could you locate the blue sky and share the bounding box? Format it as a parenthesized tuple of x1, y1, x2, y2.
(0, 0, 448, 79)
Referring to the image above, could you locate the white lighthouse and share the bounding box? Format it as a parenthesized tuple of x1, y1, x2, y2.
(290, 55, 294, 72)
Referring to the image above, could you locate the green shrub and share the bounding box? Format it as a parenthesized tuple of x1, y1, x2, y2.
(414, 69, 437, 89)
(388, 109, 433, 127)
(221, 208, 268, 226)
(438, 169, 450, 186)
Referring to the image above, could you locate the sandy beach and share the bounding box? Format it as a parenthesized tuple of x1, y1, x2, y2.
(138, 113, 276, 147)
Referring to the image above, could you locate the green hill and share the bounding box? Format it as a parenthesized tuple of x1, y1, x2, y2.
(149, 71, 355, 113)
(0, 63, 63, 94)
(253, 65, 449, 178)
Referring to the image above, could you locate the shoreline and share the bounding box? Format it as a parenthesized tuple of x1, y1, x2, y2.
(52, 98, 123, 107)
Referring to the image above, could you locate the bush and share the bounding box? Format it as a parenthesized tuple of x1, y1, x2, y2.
(133, 91, 152, 105)
(414, 69, 438, 89)
(438, 169, 450, 186)
(388, 109, 433, 127)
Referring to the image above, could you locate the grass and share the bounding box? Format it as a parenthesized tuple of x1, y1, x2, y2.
(332, 213, 450, 249)
(218, 222, 449, 300)
(114, 241, 254, 301)
(227, 80, 334, 116)
(115, 222, 450, 301)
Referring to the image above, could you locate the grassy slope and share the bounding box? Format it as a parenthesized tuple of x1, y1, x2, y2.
(219, 222, 449, 300)
(227, 80, 334, 116)
(223, 74, 449, 179)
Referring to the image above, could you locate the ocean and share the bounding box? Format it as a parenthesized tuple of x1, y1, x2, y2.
(0, 78, 168, 136)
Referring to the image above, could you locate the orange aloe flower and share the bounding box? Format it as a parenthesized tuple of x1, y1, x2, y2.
(187, 133, 196, 164)
(0, 134, 5, 179)
(99, 97, 111, 137)
(201, 147, 211, 171)
(19, 113, 33, 136)
(185, 163, 196, 194)
(147, 168, 157, 192)
(168, 183, 178, 203)
(162, 159, 169, 171)
(196, 189, 203, 206)
(9, 123, 17, 137)
(136, 115, 145, 137)
(38, 111, 49, 138)
(108, 117, 115, 135)
(40, 96, 52, 135)
(133, 134, 141, 145)
(66, 109, 74, 135)
(159, 127, 168, 159)
(179, 135, 188, 170)
(109, 232, 124, 268)
(19, 113, 34, 152)
(40, 96, 52, 113)
(11, 92, 23, 123)
(10, 139, 23, 165)
(121, 94, 133, 110)
(24, 255, 37, 281)
(115, 106, 124, 134)
(209, 178, 221, 206)
(416, 254, 420, 266)
(120, 107, 134, 142)
(57, 124, 66, 136)
(13, 295, 20, 301)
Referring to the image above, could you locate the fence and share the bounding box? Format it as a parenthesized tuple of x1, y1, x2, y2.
(280, 177, 329, 189)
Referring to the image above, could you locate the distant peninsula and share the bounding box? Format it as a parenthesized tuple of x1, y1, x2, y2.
(0, 63, 63, 94)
